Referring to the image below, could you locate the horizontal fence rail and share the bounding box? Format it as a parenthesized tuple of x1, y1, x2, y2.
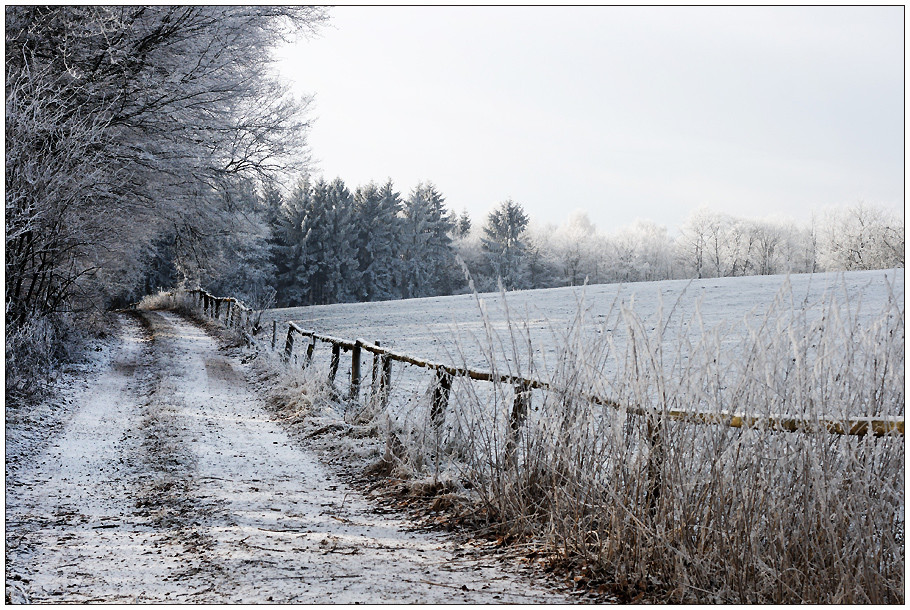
(274, 318, 904, 438)
(180, 288, 904, 438)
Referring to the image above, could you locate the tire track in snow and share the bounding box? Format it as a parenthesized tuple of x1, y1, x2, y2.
(6, 311, 570, 603)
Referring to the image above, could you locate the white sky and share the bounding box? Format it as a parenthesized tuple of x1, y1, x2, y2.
(275, 6, 904, 234)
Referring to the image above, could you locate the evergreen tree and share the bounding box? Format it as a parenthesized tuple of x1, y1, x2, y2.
(277, 177, 360, 305)
(273, 177, 312, 307)
(353, 180, 403, 301)
(262, 182, 286, 301)
(481, 199, 530, 290)
(400, 182, 457, 298)
(318, 178, 360, 304)
(455, 209, 472, 238)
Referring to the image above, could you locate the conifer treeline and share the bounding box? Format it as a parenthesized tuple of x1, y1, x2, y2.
(160, 175, 903, 310)
(270, 177, 459, 307)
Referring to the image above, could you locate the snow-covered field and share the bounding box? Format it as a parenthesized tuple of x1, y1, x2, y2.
(263, 268, 904, 419)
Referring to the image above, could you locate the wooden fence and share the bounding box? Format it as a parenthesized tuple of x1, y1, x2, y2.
(186, 288, 257, 331)
(185, 288, 904, 439)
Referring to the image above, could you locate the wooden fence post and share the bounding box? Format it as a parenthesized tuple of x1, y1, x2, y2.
(431, 369, 453, 428)
(329, 343, 341, 383)
(271, 320, 277, 350)
(510, 380, 531, 434)
(350, 341, 362, 399)
(283, 326, 295, 361)
(214, 298, 221, 320)
(305, 339, 315, 368)
(505, 380, 532, 463)
(371, 341, 381, 393)
(379, 354, 392, 408)
(646, 415, 664, 522)
(227, 301, 233, 327)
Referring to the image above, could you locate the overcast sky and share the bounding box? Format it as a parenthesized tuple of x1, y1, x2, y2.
(275, 6, 903, 234)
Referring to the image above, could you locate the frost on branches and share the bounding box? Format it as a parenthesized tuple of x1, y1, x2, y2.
(5, 6, 326, 324)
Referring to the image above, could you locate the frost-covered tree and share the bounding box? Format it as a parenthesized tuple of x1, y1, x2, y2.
(5, 6, 326, 323)
(745, 219, 786, 276)
(817, 203, 904, 271)
(353, 180, 403, 302)
(293, 178, 360, 305)
(455, 209, 472, 238)
(273, 178, 314, 307)
(481, 199, 531, 290)
(523, 232, 560, 289)
(608, 220, 676, 282)
(676, 207, 732, 278)
(199, 180, 277, 306)
(400, 182, 457, 298)
(552, 210, 603, 286)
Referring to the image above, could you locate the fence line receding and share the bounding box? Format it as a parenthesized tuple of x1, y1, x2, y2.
(183, 287, 904, 439)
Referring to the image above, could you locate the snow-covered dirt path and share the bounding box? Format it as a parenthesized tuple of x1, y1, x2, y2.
(5, 311, 570, 603)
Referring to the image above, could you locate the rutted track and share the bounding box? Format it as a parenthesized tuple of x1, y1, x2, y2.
(5, 311, 569, 603)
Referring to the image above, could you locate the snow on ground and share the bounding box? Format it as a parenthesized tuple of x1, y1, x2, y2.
(263, 269, 904, 417)
(5, 311, 570, 603)
(265, 269, 903, 368)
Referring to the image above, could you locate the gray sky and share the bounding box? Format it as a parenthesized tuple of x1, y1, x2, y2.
(275, 6, 904, 234)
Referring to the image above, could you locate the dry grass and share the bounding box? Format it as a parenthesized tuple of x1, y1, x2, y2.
(437, 277, 904, 603)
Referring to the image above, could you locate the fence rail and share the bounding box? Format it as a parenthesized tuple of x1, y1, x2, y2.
(184, 288, 904, 438)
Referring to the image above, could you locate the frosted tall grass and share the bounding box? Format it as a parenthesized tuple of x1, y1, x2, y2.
(399, 277, 903, 602)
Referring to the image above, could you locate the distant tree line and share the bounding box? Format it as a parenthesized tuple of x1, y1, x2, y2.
(163, 174, 903, 309)
(270, 178, 458, 306)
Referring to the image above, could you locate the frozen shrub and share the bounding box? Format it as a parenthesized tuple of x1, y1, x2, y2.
(6, 314, 74, 407)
